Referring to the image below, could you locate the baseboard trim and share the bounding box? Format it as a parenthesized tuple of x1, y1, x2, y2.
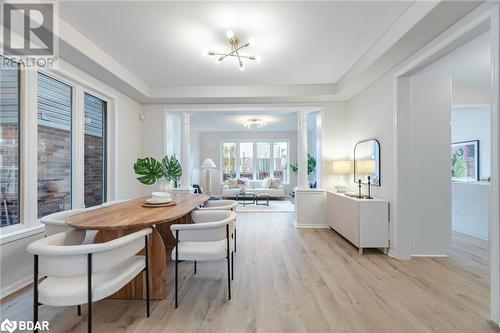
(411, 254, 449, 258)
(294, 223, 330, 229)
(0, 275, 32, 300)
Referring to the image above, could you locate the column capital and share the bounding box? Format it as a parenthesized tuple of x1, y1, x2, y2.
(181, 112, 190, 124)
(297, 111, 310, 122)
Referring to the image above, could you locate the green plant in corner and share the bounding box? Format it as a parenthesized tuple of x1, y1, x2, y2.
(161, 155, 183, 183)
(133, 157, 164, 185)
(290, 154, 317, 175)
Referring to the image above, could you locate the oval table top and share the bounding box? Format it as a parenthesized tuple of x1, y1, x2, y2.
(66, 193, 209, 231)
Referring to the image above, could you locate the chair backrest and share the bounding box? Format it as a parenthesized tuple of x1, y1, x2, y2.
(191, 210, 236, 223)
(27, 228, 152, 277)
(192, 184, 203, 194)
(199, 200, 238, 210)
(174, 210, 236, 242)
(39, 208, 86, 236)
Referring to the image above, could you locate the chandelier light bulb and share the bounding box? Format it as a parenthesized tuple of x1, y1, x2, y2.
(239, 64, 245, 71)
(255, 55, 261, 62)
(248, 37, 256, 46)
(226, 30, 234, 39)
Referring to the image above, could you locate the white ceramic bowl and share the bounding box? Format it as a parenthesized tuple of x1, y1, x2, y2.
(152, 191, 171, 200)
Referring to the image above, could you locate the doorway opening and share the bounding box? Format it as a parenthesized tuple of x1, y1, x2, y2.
(393, 5, 499, 324)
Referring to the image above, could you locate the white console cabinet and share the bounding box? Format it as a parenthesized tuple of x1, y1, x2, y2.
(327, 192, 389, 254)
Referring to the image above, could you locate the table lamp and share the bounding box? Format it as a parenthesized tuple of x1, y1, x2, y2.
(355, 159, 376, 175)
(200, 158, 217, 196)
(332, 160, 352, 193)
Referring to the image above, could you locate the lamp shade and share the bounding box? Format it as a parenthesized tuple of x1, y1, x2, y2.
(200, 158, 217, 169)
(356, 159, 376, 174)
(332, 160, 352, 174)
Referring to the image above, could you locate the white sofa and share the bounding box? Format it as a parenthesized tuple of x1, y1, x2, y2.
(223, 179, 285, 199)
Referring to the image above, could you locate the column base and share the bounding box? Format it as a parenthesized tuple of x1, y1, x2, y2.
(294, 189, 327, 228)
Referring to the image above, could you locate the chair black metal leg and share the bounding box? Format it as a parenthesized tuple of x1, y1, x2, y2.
(77, 305, 81, 316)
(175, 230, 179, 308)
(33, 255, 38, 333)
(87, 253, 92, 333)
(194, 261, 197, 274)
(226, 225, 231, 301)
(234, 228, 237, 253)
(231, 252, 234, 281)
(145, 235, 150, 317)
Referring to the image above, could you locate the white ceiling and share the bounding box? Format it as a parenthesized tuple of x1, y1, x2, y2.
(418, 32, 490, 90)
(189, 111, 297, 132)
(59, 1, 413, 87)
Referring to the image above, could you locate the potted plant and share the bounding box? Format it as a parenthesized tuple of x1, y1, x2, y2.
(290, 154, 317, 188)
(133, 155, 182, 191)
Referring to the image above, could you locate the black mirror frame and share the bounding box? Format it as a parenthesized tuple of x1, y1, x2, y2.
(354, 138, 381, 186)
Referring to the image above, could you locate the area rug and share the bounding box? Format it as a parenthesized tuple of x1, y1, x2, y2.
(235, 200, 295, 213)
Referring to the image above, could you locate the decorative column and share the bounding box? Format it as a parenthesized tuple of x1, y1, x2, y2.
(179, 112, 191, 190)
(297, 111, 309, 189)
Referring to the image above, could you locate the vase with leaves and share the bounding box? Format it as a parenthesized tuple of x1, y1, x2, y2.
(133, 155, 182, 192)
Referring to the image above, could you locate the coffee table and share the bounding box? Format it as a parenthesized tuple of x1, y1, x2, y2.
(256, 193, 270, 206)
(236, 191, 255, 206)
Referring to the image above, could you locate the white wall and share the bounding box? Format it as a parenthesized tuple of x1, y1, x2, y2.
(1, 59, 143, 298)
(452, 182, 490, 240)
(198, 131, 298, 195)
(451, 106, 491, 179)
(321, 102, 350, 192)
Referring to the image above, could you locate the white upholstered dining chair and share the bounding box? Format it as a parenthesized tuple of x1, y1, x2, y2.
(170, 210, 236, 308)
(196, 200, 238, 252)
(39, 208, 86, 236)
(27, 228, 152, 333)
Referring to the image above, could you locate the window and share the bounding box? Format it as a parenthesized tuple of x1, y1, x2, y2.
(256, 142, 270, 179)
(37, 73, 72, 218)
(0, 59, 20, 227)
(273, 142, 288, 182)
(221, 141, 289, 183)
(222, 142, 236, 181)
(239, 142, 253, 179)
(84, 93, 107, 208)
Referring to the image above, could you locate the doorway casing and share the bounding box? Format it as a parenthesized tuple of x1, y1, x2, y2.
(392, 3, 500, 324)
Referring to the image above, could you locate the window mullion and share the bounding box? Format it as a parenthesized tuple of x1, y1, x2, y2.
(22, 68, 38, 227)
(73, 86, 85, 208)
(270, 142, 275, 178)
(253, 142, 257, 180)
(236, 142, 240, 178)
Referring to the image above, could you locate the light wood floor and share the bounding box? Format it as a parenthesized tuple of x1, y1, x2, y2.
(1, 213, 497, 332)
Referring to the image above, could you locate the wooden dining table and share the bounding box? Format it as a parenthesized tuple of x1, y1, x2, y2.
(66, 193, 209, 300)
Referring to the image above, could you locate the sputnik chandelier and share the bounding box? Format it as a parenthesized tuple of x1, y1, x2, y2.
(206, 30, 259, 71)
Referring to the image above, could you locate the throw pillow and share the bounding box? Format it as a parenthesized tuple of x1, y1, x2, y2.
(261, 177, 272, 188)
(269, 178, 282, 189)
(228, 178, 239, 189)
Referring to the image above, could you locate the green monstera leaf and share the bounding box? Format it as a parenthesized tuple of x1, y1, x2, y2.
(133, 157, 164, 185)
(161, 155, 182, 182)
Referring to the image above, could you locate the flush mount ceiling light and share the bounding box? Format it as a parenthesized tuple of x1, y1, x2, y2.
(243, 118, 267, 129)
(205, 30, 259, 71)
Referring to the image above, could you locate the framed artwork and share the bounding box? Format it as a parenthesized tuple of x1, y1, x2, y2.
(451, 140, 479, 181)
